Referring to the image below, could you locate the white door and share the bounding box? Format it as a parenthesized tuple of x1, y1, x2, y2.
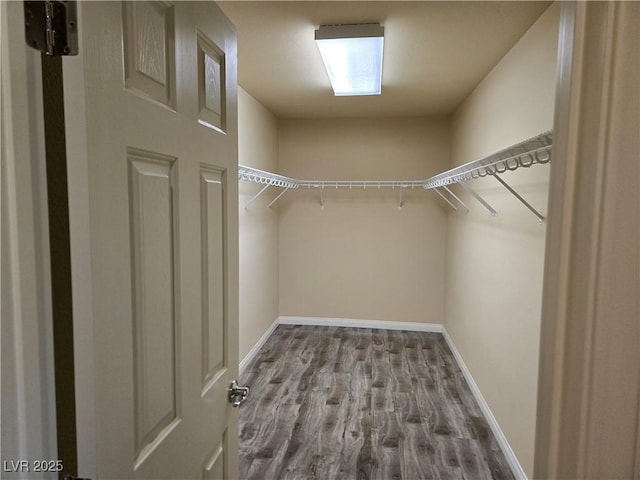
(64, 2, 239, 478)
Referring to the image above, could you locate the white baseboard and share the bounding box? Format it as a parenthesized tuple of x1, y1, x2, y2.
(239, 316, 279, 375)
(441, 327, 527, 480)
(278, 315, 443, 333)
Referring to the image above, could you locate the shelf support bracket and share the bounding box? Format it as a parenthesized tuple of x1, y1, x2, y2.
(267, 187, 289, 208)
(244, 184, 270, 210)
(443, 186, 470, 213)
(432, 188, 457, 210)
(492, 173, 545, 223)
(459, 180, 497, 216)
(398, 187, 404, 210)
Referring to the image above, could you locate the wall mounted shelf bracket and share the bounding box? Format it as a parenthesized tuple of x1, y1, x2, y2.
(267, 188, 290, 208)
(491, 173, 545, 223)
(459, 180, 497, 216)
(244, 184, 270, 210)
(443, 186, 470, 213)
(432, 188, 458, 210)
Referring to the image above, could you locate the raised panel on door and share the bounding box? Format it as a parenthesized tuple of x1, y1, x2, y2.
(123, 1, 176, 108)
(128, 148, 181, 468)
(200, 166, 227, 393)
(197, 33, 226, 132)
(202, 430, 228, 480)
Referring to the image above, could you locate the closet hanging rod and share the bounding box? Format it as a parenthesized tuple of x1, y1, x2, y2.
(238, 131, 552, 191)
(238, 165, 427, 190)
(238, 165, 299, 189)
(297, 180, 427, 189)
(422, 131, 552, 189)
(238, 131, 552, 216)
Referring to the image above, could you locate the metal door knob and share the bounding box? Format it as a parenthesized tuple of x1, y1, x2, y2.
(228, 380, 249, 407)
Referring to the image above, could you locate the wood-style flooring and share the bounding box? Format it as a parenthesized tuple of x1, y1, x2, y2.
(239, 325, 515, 480)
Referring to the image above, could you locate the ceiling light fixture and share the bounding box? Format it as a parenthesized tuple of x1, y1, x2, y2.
(314, 23, 384, 96)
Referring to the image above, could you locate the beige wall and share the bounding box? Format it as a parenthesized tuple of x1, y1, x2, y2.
(278, 117, 450, 324)
(238, 87, 280, 361)
(444, 3, 559, 477)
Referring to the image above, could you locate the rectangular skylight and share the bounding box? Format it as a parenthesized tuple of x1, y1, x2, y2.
(315, 24, 384, 96)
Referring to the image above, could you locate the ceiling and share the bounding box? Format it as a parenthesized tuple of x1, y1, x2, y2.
(218, 1, 550, 119)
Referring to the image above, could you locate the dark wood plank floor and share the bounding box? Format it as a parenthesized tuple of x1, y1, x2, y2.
(239, 325, 514, 480)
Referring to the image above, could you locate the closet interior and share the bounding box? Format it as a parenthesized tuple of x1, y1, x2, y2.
(222, 1, 561, 478)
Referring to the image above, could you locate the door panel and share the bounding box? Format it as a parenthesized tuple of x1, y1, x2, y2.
(65, 2, 238, 478)
(123, 1, 176, 108)
(197, 34, 226, 131)
(128, 150, 180, 465)
(203, 432, 227, 480)
(200, 167, 227, 392)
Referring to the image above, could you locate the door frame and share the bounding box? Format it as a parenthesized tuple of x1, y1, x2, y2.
(1, 1, 58, 477)
(61, 3, 97, 474)
(534, 1, 640, 478)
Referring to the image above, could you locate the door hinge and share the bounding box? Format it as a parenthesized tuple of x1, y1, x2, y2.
(24, 1, 78, 56)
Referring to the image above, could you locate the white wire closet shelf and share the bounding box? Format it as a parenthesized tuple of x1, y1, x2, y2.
(238, 131, 553, 221)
